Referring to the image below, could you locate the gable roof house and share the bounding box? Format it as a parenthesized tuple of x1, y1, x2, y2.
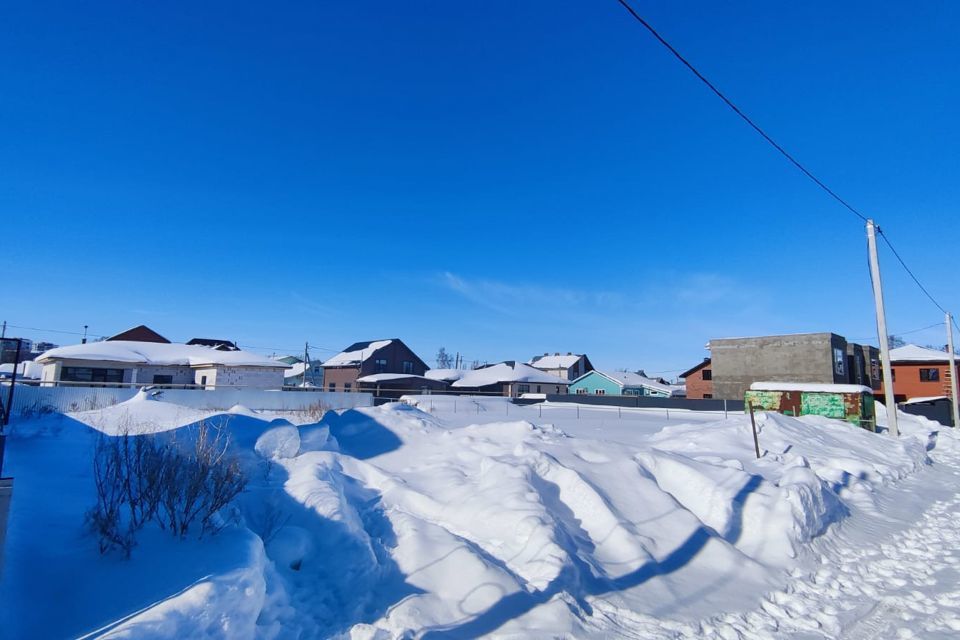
(36, 339, 287, 389)
(569, 370, 682, 398)
(450, 361, 569, 397)
(321, 339, 429, 393)
(679, 358, 713, 399)
(527, 353, 594, 381)
(879, 344, 960, 403)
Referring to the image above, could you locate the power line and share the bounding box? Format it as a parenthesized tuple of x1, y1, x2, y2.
(613, 0, 869, 224)
(614, 0, 957, 335)
(877, 229, 950, 316)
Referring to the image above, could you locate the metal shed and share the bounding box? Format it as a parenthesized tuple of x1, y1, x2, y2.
(745, 382, 876, 430)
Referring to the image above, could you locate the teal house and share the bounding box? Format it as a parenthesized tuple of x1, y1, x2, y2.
(568, 370, 680, 397)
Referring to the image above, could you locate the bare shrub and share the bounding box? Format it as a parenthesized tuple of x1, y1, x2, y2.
(304, 401, 329, 422)
(87, 420, 247, 556)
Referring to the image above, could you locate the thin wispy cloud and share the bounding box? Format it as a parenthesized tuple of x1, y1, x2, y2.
(439, 272, 626, 317)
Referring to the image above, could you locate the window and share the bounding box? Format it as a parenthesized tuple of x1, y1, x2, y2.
(703, 393, 713, 399)
(576, 388, 587, 395)
(623, 388, 640, 396)
(833, 348, 845, 375)
(153, 375, 173, 385)
(595, 389, 606, 395)
(517, 384, 530, 395)
(375, 359, 387, 372)
(61, 367, 124, 384)
(344, 382, 352, 392)
(702, 369, 712, 381)
(536, 385, 541, 393)
(402, 361, 414, 374)
(920, 368, 940, 382)
(328, 382, 336, 392)
(201, 375, 208, 386)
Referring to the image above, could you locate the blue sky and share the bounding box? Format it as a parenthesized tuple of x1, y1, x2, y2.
(3, 1, 959, 376)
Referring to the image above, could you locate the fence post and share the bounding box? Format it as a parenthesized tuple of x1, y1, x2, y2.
(724, 399, 728, 419)
(577, 405, 580, 420)
(454, 399, 457, 413)
(748, 401, 761, 459)
(539, 404, 542, 418)
(618, 406, 621, 419)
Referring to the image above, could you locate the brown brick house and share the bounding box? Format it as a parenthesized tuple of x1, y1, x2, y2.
(679, 358, 713, 399)
(877, 344, 958, 403)
(322, 339, 428, 393)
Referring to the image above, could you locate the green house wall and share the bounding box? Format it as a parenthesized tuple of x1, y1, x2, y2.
(569, 371, 622, 395)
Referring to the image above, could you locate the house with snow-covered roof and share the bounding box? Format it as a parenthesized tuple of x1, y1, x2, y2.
(321, 339, 428, 393)
(36, 339, 287, 389)
(527, 352, 593, 381)
(568, 370, 681, 398)
(450, 361, 569, 397)
(878, 344, 960, 403)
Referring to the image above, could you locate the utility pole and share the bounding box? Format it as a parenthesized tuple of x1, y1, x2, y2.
(1, 321, 5, 340)
(946, 313, 960, 429)
(866, 219, 899, 437)
(82, 325, 88, 344)
(303, 342, 313, 387)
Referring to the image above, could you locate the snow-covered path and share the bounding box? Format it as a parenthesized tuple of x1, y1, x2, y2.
(685, 432, 960, 639)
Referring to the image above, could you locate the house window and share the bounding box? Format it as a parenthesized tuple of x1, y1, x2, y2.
(375, 359, 387, 372)
(833, 348, 845, 375)
(201, 375, 208, 386)
(623, 388, 640, 396)
(702, 369, 712, 381)
(595, 389, 606, 395)
(402, 361, 414, 374)
(61, 367, 125, 384)
(328, 383, 336, 392)
(344, 382, 352, 392)
(153, 375, 173, 385)
(920, 368, 940, 382)
(703, 393, 713, 399)
(517, 384, 530, 395)
(576, 388, 587, 395)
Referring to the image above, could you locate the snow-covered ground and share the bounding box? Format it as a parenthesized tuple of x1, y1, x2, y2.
(1, 393, 959, 638)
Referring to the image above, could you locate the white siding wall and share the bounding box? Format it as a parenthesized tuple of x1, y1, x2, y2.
(130, 365, 194, 385)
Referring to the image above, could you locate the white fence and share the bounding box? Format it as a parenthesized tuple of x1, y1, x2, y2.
(2, 383, 373, 417)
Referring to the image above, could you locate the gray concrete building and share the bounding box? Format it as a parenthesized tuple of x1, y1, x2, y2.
(709, 333, 880, 400)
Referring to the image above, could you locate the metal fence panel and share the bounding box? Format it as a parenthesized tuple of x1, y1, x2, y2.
(3, 383, 373, 416)
(544, 393, 745, 412)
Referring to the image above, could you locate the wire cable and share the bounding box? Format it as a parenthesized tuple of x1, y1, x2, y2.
(613, 0, 869, 224)
(877, 229, 950, 316)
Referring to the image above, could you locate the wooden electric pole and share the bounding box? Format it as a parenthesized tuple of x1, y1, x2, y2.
(946, 313, 959, 429)
(866, 219, 899, 437)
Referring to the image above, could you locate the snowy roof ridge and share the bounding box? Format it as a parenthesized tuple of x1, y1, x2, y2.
(451, 362, 568, 388)
(322, 339, 394, 367)
(749, 381, 872, 394)
(528, 354, 582, 369)
(889, 344, 954, 363)
(35, 341, 284, 368)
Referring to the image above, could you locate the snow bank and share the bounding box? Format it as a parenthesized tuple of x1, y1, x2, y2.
(2, 397, 952, 638)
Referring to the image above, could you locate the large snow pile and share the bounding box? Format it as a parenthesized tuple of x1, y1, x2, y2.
(0, 394, 955, 638)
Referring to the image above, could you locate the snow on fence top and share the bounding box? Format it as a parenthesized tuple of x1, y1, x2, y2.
(749, 381, 873, 394)
(451, 362, 568, 388)
(321, 340, 393, 367)
(889, 344, 956, 363)
(36, 341, 286, 368)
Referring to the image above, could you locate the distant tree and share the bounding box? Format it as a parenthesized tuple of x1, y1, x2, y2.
(888, 335, 906, 349)
(922, 344, 949, 353)
(436, 347, 452, 369)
